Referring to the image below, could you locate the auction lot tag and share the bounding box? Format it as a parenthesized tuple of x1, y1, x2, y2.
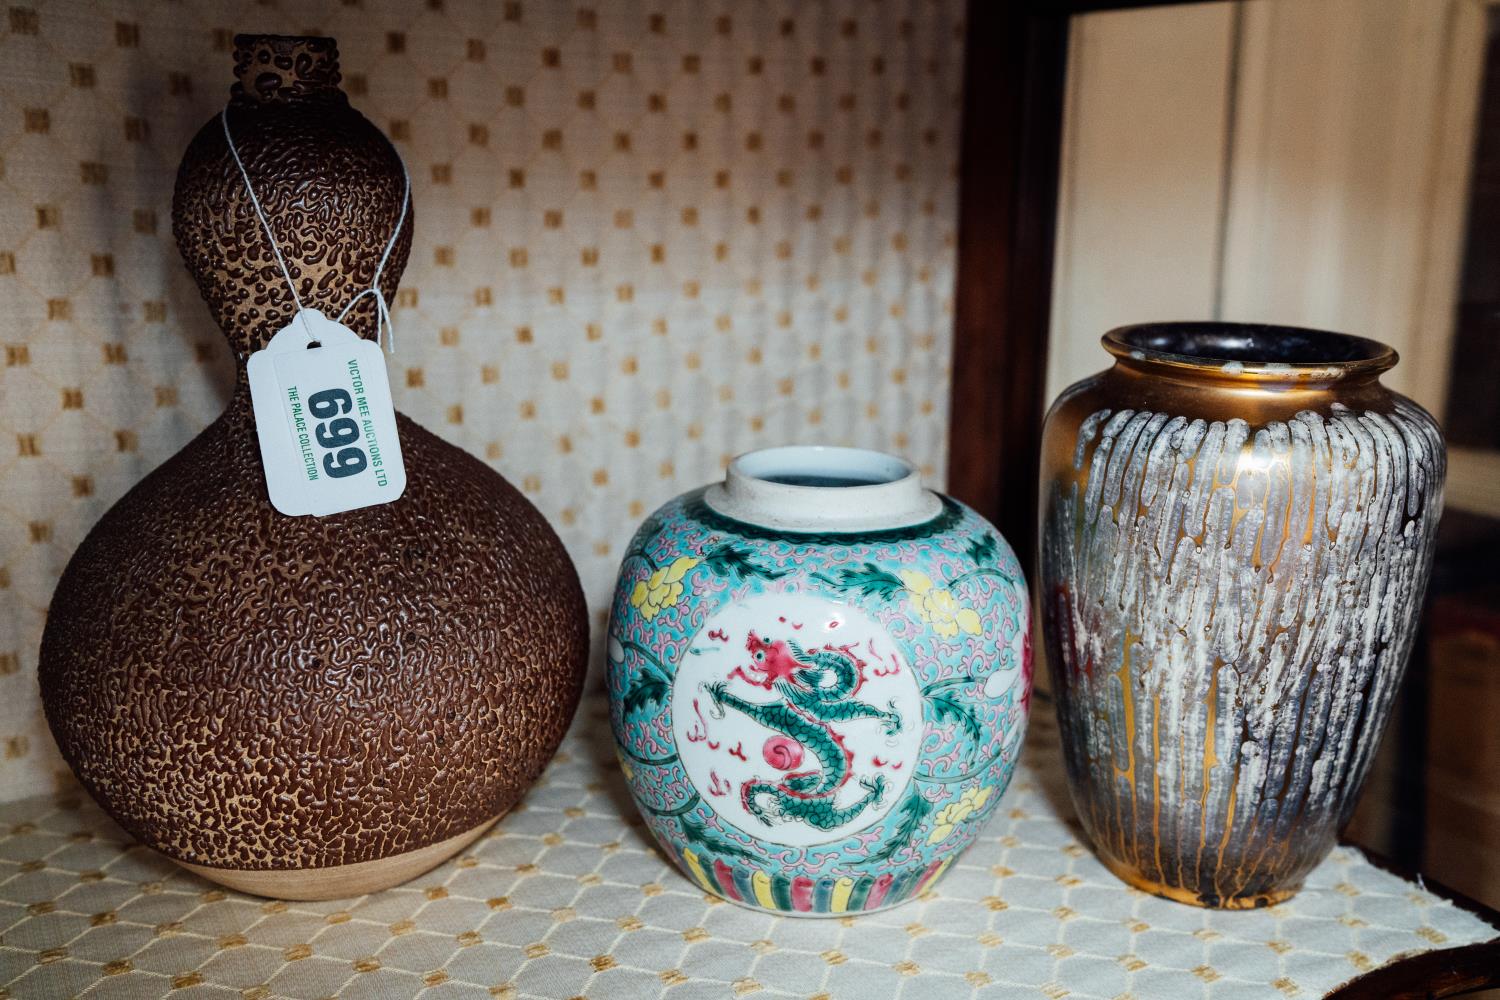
(247, 309, 406, 517)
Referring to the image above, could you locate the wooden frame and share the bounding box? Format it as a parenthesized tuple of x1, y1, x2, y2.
(947, 0, 1500, 993)
(948, 0, 1193, 563)
(947, 2, 1069, 574)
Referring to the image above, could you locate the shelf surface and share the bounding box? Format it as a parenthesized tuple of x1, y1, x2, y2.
(1, 697, 1495, 1000)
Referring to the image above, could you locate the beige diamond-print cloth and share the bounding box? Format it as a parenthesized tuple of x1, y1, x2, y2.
(1, 698, 1494, 999)
(0, 0, 963, 800)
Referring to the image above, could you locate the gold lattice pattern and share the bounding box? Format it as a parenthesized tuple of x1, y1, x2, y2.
(0, 701, 1495, 999)
(0, 0, 965, 799)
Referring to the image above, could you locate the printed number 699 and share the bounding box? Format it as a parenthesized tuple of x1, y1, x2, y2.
(307, 388, 368, 479)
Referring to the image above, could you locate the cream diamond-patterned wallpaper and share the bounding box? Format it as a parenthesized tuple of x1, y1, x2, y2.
(0, 0, 964, 801)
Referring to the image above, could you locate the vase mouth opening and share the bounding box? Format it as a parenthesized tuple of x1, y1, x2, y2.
(1103, 322, 1398, 384)
(706, 446, 943, 532)
(732, 445, 914, 489)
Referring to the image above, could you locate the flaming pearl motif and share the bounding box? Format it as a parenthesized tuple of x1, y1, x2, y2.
(762, 736, 804, 771)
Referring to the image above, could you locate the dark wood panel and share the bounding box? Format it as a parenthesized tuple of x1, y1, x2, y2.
(1448, 3, 1500, 448)
(946, 3, 1069, 572)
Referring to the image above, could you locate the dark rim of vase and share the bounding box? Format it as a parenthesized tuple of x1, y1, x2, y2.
(1103, 322, 1398, 381)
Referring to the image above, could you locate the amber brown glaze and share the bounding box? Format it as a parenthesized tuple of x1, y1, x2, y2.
(1040, 323, 1444, 909)
(39, 36, 587, 897)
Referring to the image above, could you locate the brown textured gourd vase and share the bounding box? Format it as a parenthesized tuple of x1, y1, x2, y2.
(1039, 323, 1444, 909)
(38, 36, 588, 900)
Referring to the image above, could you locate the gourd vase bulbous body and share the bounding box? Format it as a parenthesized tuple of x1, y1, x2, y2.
(1039, 323, 1445, 908)
(38, 36, 587, 899)
(608, 447, 1032, 916)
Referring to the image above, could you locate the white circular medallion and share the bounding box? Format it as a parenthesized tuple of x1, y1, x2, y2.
(672, 592, 922, 847)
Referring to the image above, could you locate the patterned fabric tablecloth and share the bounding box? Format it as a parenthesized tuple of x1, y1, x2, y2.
(1, 696, 1495, 1000)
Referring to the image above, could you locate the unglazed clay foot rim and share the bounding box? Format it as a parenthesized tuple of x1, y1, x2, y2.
(1095, 849, 1298, 910)
(171, 814, 502, 900)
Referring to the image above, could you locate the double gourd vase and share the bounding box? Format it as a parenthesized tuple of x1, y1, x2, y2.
(1040, 322, 1445, 908)
(38, 36, 587, 899)
(608, 446, 1032, 915)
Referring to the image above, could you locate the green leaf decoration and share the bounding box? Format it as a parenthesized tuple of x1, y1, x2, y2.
(867, 792, 933, 863)
(617, 744, 678, 767)
(929, 692, 984, 748)
(965, 532, 998, 566)
(824, 562, 906, 599)
(623, 665, 671, 716)
(624, 514, 666, 562)
(702, 542, 786, 581)
(680, 813, 758, 861)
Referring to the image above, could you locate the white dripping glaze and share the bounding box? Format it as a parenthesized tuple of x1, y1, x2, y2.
(1044, 399, 1444, 878)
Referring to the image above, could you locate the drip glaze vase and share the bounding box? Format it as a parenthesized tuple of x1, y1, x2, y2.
(607, 447, 1032, 915)
(38, 36, 587, 899)
(1039, 322, 1445, 908)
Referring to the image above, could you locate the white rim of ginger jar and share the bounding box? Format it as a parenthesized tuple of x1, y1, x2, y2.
(702, 445, 943, 533)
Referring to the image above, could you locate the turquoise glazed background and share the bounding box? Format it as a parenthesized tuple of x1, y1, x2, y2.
(607, 488, 1032, 915)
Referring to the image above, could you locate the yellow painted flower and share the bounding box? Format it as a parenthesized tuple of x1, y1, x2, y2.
(616, 751, 634, 782)
(629, 556, 700, 621)
(899, 570, 983, 639)
(927, 786, 995, 844)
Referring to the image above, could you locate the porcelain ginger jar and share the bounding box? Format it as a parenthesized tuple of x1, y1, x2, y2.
(607, 446, 1031, 915)
(37, 35, 587, 900)
(1040, 322, 1444, 908)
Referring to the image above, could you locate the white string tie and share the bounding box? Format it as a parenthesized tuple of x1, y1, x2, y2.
(220, 107, 410, 353)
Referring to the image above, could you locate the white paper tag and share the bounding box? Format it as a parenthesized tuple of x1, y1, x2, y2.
(247, 309, 407, 517)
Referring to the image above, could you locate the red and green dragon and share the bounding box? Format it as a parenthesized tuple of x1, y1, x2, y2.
(705, 631, 903, 832)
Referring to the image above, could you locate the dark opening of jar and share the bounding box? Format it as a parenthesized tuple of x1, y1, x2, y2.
(734, 446, 911, 488)
(1103, 322, 1397, 378)
(714, 445, 940, 531)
